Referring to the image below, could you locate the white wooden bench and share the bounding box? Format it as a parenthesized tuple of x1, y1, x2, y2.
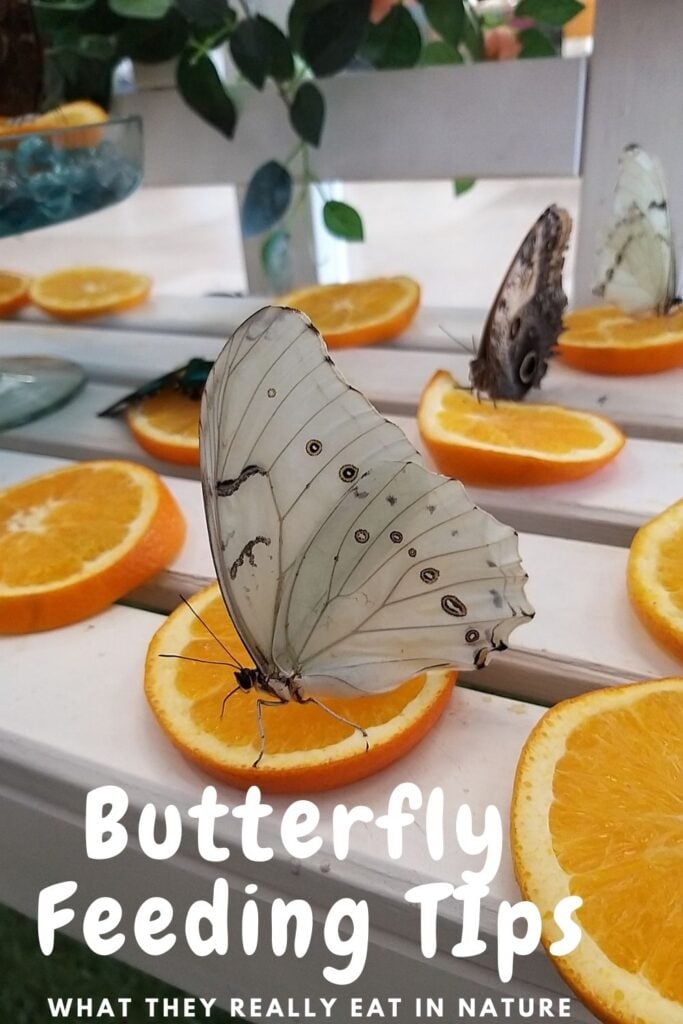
(3, 0, 683, 1015)
(1, 294, 680, 1022)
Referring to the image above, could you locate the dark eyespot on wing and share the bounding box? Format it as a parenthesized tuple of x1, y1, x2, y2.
(442, 595, 467, 617)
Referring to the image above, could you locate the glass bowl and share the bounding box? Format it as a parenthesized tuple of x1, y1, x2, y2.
(0, 115, 143, 238)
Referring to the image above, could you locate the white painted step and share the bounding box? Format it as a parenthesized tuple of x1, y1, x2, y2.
(2, 382, 680, 548)
(1, 449, 678, 705)
(5, 308, 682, 442)
(0, 600, 595, 1018)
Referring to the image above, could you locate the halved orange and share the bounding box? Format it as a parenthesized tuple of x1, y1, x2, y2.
(145, 583, 455, 793)
(278, 276, 420, 348)
(418, 370, 625, 487)
(0, 101, 108, 148)
(126, 390, 200, 466)
(30, 267, 151, 321)
(627, 500, 683, 661)
(560, 305, 683, 375)
(0, 461, 185, 633)
(511, 677, 683, 1024)
(0, 271, 31, 316)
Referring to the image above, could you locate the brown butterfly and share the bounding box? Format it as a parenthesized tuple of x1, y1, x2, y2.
(0, 0, 44, 117)
(469, 204, 572, 401)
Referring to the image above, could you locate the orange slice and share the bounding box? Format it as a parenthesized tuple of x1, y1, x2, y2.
(145, 583, 455, 793)
(0, 461, 185, 633)
(418, 370, 625, 487)
(511, 677, 683, 1024)
(0, 101, 108, 147)
(278, 276, 420, 348)
(560, 305, 683, 375)
(126, 390, 200, 466)
(30, 267, 151, 320)
(0, 271, 31, 316)
(627, 500, 683, 660)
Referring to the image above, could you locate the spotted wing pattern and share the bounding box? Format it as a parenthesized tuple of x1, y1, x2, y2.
(201, 306, 533, 696)
(470, 205, 572, 400)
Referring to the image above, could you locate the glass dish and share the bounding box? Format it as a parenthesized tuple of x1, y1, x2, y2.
(0, 115, 143, 238)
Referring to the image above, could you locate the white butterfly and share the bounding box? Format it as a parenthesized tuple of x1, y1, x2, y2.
(594, 144, 677, 316)
(200, 307, 533, 763)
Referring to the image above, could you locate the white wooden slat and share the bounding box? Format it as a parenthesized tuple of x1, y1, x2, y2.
(115, 59, 586, 187)
(3, 319, 683, 443)
(13, 297, 484, 351)
(2, 382, 680, 549)
(1, 447, 678, 704)
(0, 603, 595, 1017)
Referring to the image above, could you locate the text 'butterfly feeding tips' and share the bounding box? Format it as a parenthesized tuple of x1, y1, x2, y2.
(196, 306, 534, 767)
(469, 205, 572, 401)
(594, 144, 677, 317)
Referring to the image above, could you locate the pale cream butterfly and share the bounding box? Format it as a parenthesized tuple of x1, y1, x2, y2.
(594, 144, 677, 316)
(200, 307, 533, 764)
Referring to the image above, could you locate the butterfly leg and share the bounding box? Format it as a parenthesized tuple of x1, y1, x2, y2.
(298, 697, 369, 752)
(253, 696, 287, 768)
(220, 684, 241, 719)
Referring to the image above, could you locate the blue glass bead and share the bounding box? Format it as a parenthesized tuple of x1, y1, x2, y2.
(15, 136, 59, 178)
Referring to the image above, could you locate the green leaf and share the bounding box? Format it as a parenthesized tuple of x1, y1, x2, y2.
(454, 177, 475, 196)
(257, 16, 295, 81)
(242, 161, 293, 237)
(301, 0, 370, 77)
(518, 25, 556, 56)
(177, 52, 236, 139)
(75, 33, 118, 60)
(230, 15, 293, 90)
(288, 0, 330, 54)
(461, 0, 483, 59)
(109, 0, 171, 19)
(515, 0, 583, 27)
(361, 5, 422, 69)
(119, 8, 189, 61)
(420, 0, 465, 48)
(419, 39, 462, 65)
(34, 0, 96, 11)
(174, 0, 230, 27)
(323, 200, 364, 241)
(290, 82, 325, 146)
(261, 228, 292, 293)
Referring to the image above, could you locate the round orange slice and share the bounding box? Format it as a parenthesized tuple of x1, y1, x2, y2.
(627, 500, 683, 661)
(0, 271, 31, 316)
(278, 276, 420, 348)
(511, 677, 683, 1024)
(145, 583, 455, 793)
(0, 460, 185, 633)
(126, 390, 200, 466)
(0, 101, 108, 148)
(418, 370, 625, 487)
(30, 267, 151, 320)
(560, 305, 683, 375)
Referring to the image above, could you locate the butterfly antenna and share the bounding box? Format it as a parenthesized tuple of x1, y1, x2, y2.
(179, 594, 244, 670)
(439, 325, 478, 356)
(159, 653, 237, 668)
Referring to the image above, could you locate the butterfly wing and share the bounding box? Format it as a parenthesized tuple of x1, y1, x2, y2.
(594, 144, 675, 315)
(273, 459, 533, 695)
(202, 306, 533, 696)
(200, 306, 419, 677)
(470, 205, 572, 401)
